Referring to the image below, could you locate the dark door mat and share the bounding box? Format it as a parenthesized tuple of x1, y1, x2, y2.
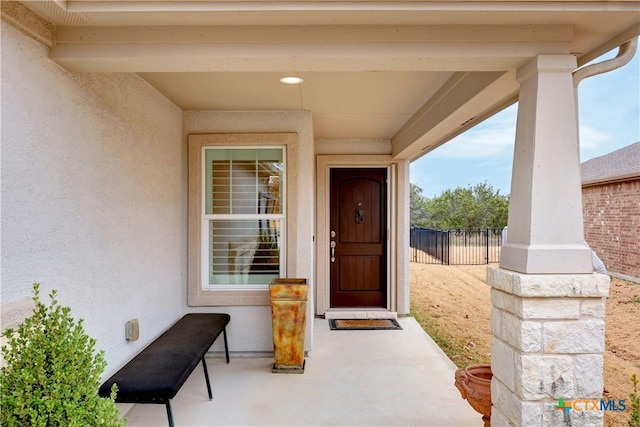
(329, 318, 403, 330)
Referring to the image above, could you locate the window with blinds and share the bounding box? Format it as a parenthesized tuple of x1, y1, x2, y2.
(203, 148, 284, 288)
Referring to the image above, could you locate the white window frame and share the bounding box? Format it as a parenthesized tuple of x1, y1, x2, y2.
(200, 146, 286, 291)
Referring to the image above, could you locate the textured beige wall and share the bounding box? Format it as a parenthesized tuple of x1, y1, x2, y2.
(1, 23, 184, 374)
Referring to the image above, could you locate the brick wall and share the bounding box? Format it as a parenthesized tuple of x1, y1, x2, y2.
(582, 178, 640, 280)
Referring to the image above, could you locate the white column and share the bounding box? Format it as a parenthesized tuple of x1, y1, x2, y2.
(490, 55, 610, 426)
(500, 55, 592, 275)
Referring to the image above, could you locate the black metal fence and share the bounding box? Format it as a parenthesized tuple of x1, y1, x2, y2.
(410, 227, 504, 265)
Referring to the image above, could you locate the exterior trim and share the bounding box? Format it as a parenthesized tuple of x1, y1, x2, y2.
(582, 174, 640, 187)
(316, 154, 401, 315)
(188, 133, 298, 306)
(0, 1, 55, 47)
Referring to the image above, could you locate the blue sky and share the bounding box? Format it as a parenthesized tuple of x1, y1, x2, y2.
(410, 42, 640, 198)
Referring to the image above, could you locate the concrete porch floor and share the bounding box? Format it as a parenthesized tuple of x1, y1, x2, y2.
(122, 317, 483, 426)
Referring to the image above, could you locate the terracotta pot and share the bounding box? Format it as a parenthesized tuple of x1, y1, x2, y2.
(454, 364, 492, 427)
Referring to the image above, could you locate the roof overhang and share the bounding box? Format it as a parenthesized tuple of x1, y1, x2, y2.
(4, 1, 639, 160)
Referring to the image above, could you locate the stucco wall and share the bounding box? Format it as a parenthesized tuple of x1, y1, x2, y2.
(315, 138, 391, 155)
(582, 179, 640, 281)
(183, 111, 316, 353)
(1, 24, 184, 373)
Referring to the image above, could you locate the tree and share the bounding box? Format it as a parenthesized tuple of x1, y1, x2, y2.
(410, 183, 430, 227)
(411, 181, 508, 230)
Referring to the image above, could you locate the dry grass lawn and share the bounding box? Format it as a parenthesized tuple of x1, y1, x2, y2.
(410, 262, 640, 427)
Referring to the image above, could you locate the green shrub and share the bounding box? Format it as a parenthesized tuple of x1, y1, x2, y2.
(630, 373, 640, 427)
(0, 283, 125, 426)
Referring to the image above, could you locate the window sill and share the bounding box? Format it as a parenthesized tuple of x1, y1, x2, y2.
(187, 288, 270, 306)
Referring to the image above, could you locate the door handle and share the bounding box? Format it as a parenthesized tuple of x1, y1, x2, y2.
(330, 240, 336, 263)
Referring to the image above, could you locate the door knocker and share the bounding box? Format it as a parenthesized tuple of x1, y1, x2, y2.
(355, 205, 365, 224)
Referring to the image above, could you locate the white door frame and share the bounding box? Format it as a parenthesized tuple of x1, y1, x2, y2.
(316, 155, 409, 317)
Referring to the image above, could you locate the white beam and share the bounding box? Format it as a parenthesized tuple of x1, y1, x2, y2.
(392, 70, 519, 160)
(50, 41, 571, 72)
(50, 25, 572, 72)
(500, 55, 592, 274)
(66, 1, 640, 14)
(55, 25, 574, 44)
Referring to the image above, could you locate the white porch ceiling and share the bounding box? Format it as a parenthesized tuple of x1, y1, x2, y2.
(138, 71, 455, 140)
(14, 1, 640, 160)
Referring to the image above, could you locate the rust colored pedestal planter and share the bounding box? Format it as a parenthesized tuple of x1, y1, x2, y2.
(454, 364, 493, 427)
(270, 278, 308, 374)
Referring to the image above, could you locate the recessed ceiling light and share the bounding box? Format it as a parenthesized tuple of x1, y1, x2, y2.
(280, 76, 304, 85)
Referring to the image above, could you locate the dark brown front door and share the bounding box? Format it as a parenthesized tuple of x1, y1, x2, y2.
(330, 168, 387, 308)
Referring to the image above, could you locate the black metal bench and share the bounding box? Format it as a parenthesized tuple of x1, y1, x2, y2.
(99, 313, 230, 427)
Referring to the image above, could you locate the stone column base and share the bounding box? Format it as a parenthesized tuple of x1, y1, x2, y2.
(488, 267, 610, 426)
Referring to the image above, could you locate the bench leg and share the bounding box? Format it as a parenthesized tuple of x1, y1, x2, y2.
(202, 357, 213, 400)
(223, 327, 230, 364)
(165, 401, 175, 427)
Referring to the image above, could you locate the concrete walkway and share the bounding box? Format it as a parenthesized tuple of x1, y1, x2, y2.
(123, 317, 482, 426)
